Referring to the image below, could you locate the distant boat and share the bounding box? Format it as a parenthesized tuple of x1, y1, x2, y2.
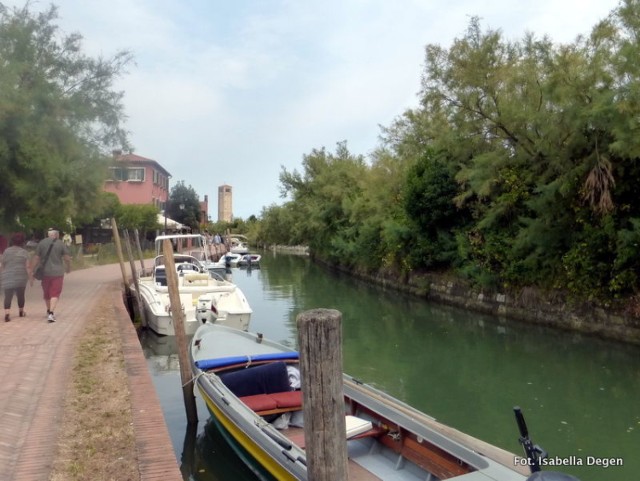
(190, 323, 574, 481)
(207, 252, 244, 270)
(230, 241, 250, 255)
(237, 253, 261, 268)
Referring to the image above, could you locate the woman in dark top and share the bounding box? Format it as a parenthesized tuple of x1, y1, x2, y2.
(1, 232, 32, 322)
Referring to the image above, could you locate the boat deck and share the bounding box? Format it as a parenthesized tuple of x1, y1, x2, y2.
(280, 427, 384, 481)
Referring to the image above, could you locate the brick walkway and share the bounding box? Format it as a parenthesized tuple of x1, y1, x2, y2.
(0, 263, 182, 481)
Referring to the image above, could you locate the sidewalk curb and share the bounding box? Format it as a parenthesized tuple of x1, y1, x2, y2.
(113, 284, 183, 481)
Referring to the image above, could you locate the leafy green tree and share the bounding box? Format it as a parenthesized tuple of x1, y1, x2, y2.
(116, 204, 159, 234)
(0, 4, 132, 231)
(78, 191, 121, 230)
(403, 150, 466, 269)
(168, 181, 201, 230)
(279, 141, 368, 263)
(257, 1, 640, 303)
(412, 4, 640, 293)
(255, 204, 297, 245)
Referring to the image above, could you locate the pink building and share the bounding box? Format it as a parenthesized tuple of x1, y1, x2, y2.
(104, 152, 210, 227)
(104, 152, 171, 210)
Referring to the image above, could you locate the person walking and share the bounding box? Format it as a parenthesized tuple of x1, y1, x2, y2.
(1, 232, 32, 322)
(31, 228, 71, 323)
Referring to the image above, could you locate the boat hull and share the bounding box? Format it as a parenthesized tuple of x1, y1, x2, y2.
(190, 323, 529, 481)
(133, 276, 252, 336)
(197, 384, 300, 481)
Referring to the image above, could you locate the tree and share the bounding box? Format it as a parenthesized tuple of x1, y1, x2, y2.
(411, 3, 640, 294)
(168, 181, 201, 230)
(257, 2, 640, 301)
(0, 4, 132, 231)
(117, 204, 159, 236)
(403, 150, 466, 269)
(279, 141, 368, 261)
(256, 203, 299, 246)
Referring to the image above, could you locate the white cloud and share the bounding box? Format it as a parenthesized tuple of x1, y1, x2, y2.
(2, 0, 620, 218)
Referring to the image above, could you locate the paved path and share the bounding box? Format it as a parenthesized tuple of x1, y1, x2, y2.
(0, 263, 182, 481)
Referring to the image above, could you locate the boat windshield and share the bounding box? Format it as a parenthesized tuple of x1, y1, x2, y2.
(154, 234, 205, 256)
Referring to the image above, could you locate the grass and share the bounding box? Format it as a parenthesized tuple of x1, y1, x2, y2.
(71, 243, 155, 270)
(49, 290, 140, 481)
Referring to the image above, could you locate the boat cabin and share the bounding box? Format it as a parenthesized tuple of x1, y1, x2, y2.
(150, 254, 206, 286)
(155, 234, 208, 258)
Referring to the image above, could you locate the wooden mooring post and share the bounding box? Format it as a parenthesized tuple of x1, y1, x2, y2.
(111, 218, 128, 288)
(123, 229, 148, 328)
(297, 308, 348, 481)
(162, 239, 198, 425)
(133, 228, 146, 272)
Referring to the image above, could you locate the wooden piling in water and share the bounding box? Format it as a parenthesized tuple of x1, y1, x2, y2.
(111, 218, 128, 288)
(133, 228, 146, 271)
(162, 239, 198, 425)
(124, 229, 148, 328)
(297, 308, 348, 481)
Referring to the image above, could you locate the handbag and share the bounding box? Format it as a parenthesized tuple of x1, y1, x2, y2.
(34, 240, 55, 281)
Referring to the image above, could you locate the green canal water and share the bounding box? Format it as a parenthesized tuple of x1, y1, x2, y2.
(139, 252, 640, 481)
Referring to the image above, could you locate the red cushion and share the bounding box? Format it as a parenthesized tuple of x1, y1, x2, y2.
(240, 394, 277, 412)
(271, 391, 303, 409)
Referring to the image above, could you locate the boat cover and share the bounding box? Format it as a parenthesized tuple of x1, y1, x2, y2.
(195, 352, 299, 370)
(220, 362, 292, 397)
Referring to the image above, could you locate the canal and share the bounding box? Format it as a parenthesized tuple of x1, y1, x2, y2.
(139, 251, 639, 481)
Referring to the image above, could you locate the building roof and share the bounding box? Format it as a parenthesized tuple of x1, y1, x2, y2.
(114, 152, 172, 177)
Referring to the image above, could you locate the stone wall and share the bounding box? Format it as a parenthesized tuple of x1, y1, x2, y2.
(422, 275, 640, 345)
(269, 245, 310, 255)
(323, 259, 640, 346)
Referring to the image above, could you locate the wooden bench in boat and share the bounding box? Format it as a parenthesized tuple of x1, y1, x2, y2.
(239, 390, 383, 443)
(280, 415, 383, 450)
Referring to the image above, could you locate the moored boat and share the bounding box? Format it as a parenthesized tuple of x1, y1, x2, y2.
(207, 252, 244, 268)
(134, 254, 252, 336)
(230, 241, 250, 255)
(190, 323, 577, 481)
(237, 253, 261, 268)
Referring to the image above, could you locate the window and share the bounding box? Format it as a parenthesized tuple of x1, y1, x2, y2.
(128, 168, 145, 182)
(108, 166, 145, 181)
(109, 167, 126, 181)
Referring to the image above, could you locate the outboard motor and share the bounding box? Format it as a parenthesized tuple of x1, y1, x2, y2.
(515, 406, 547, 472)
(514, 407, 582, 481)
(196, 294, 218, 325)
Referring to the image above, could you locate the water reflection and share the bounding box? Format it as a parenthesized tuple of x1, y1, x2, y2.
(179, 420, 258, 481)
(139, 252, 640, 481)
(139, 329, 258, 480)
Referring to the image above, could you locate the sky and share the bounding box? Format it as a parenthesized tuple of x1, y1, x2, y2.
(4, 0, 621, 219)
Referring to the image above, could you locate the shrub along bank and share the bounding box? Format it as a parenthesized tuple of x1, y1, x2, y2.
(256, 5, 640, 344)
(313, 255, 640, 346)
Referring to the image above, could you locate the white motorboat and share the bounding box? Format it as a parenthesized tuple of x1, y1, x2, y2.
(155, 233, 224, 272)
(237, 253, 261, 268)
(133, 253, 252, 336)
(230, 242, 249, 255)
(206, 252, 242, 270)
(224, 252, 243, 266)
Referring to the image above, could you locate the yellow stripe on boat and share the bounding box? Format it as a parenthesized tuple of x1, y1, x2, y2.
(197, 385, 298, 481)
